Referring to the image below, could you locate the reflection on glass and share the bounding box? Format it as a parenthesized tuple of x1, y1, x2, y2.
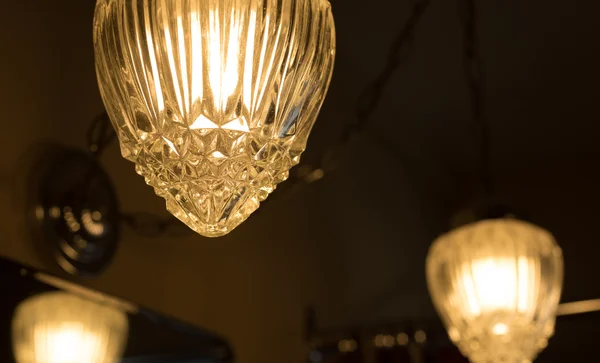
(426, 219, 563, 363)
(12, 291, 128, 363)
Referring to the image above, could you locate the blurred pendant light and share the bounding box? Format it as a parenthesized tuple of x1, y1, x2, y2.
(93, 0, 336, 237)
(426, 1, 564, 362)
(427, 218, 563, 362)
(12, 291, 128, 363)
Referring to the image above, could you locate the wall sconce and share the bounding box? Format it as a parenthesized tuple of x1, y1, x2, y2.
(23, 142, 121, 276)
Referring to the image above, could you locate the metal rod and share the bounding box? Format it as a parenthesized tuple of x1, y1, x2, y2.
(458, 0, 492, 195)
(557, 299, 600, 316)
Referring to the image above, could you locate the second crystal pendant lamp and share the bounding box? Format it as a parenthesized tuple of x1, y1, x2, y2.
(93, 0, 336, 237)
(425, 1, 564, 362)
(427, 217, 564, 362)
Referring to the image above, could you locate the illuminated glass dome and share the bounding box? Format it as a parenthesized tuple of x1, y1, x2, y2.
(94, 0, 336, 237)
(12, 292, 128, 363)
(426, 218, 563, 363)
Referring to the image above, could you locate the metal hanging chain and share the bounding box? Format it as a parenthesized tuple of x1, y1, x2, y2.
(458, 0, 492, 195)
(85, 112, 191, 237)
(120, 211, 195, 238)
(344, 0, 431, 142)
(286, 0, 433, 191)
(87, 111, 116, 159)
(79, 111, 116, 201)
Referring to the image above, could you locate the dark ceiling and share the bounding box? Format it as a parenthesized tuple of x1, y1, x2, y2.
(1, 0, 600, 362)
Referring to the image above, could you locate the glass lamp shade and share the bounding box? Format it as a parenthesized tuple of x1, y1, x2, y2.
(426, 219, 563, 363)
(93, 0, 336, 237)
(12, 292, 128, 363)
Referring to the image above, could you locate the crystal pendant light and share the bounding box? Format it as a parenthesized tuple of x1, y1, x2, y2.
(426, 218, 563, 362)
(425, 1, 564, 360)
(12, 291, 128, 363)
(93, 0, 336, 237)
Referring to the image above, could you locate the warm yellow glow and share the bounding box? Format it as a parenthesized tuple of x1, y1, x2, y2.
(492, 323, 509, 336)
(426, 219, 563, 363)
(12, 292, 128, 363)
(94, 0, 336, 237)
(459, 256, 536, 317)
(33, 323, 103, 363)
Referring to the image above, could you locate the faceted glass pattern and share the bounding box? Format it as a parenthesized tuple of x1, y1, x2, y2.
(94, 0, 336, 237)
(12, 292, 128, 363)
(426, 219, 563, 363)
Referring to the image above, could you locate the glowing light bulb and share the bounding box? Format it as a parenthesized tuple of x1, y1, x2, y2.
(93, 0, 336, 237)
(12, 292, 128, 363)
(426, 219, 563, 363)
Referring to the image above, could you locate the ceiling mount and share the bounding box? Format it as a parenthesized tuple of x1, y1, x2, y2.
(25, 143, 120, 276)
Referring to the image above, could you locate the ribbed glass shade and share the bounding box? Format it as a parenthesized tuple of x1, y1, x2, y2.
(93, 0, 336, 237)
(426, 219, 563, 363)
(12, 292, 128, 363)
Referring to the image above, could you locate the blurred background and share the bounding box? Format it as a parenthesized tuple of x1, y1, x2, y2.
(0, 0, 599, 362)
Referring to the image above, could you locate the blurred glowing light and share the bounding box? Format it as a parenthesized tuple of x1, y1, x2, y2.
(382, 335, 395, 348)
(338, 339, 357, 353)
(63, 207, 81, 233)
(414, 330, 427, 344)
(397, 332, 409, 346)
(12, 291, 128, 363)
(92, 210, 102, 221)
(374, 334, 395, 348)
(427, 219, 563, 363)
(81, 209, 105, 236)
(49, 206, 61, 219)
(35, 206, 44, 221)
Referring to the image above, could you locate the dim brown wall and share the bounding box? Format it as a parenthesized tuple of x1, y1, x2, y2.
(1, 1, 600, 363)
(0, 2, 349, 363)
